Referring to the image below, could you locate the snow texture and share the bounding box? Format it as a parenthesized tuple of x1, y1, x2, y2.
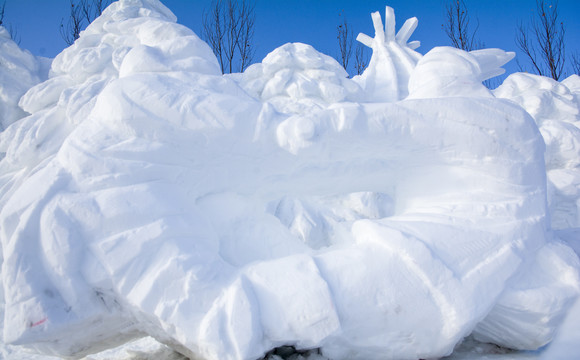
(0, 2, 579, 360)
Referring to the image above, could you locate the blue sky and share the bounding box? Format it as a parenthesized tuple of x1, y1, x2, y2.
(3, 0, 580, 78)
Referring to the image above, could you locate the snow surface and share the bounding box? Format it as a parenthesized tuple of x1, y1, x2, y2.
(1, 1, 579, 360)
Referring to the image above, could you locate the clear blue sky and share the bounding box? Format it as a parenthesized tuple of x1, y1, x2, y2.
(3, 0, 580, 78)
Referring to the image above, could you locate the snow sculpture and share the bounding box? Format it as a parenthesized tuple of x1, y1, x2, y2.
(1, 1, 579, 360)
(354, 6, 421, 102)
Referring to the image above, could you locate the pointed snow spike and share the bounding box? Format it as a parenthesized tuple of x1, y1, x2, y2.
(407, 40, 420, 50)
(356, 33, 374, 48)
(396, 17, 418, 45)
(384, 6, 396, 41)
(371, 11, 385, 43)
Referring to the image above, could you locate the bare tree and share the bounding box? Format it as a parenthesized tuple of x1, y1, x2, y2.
(354, 43, 368, 76)
(516, 0, 565, 80)
(202, 0, 255, 74)
(443, 1, 502, 87)
(60, 0, 112, 45)
(572, 52, 580, 75)
(0, 1, 18, 43)
(336, 13, 353, 71)
(0, 1, 4, 27)
(443, 0, 482, 51)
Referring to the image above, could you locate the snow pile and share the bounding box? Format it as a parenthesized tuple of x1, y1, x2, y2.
(1, 2, 579, 360)
(0, 27, 44, 130)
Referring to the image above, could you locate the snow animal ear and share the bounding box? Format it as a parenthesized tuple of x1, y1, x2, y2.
(469, 48, 515, 82)
(353, 6, 422, 102)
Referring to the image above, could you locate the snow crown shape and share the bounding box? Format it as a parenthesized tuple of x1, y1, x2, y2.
(1, 1, 579, 360)
(354, 6, 421, 102)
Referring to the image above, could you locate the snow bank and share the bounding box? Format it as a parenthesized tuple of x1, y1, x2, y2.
(1, 2, 579, 360)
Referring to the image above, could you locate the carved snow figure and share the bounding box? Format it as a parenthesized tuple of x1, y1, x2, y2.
(354, 6, 421, 102)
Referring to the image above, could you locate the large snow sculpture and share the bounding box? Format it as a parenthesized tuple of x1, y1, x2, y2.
(1, 1, 579, 360)
(354, 6, 421, 102)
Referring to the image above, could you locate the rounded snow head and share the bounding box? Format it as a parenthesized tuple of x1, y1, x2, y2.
(408, 46, 513, 99)
(239, 43, 362, 115)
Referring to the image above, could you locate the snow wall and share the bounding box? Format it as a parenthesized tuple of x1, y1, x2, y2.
(1, 1, 580, 359)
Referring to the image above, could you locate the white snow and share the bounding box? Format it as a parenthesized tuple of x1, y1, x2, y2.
(0, 1, 579, 360)
(0, 27, 45, 131)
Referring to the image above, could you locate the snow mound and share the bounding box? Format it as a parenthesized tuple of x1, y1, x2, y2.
(1, 2, 579, 360)
(0, 27, 44, 130)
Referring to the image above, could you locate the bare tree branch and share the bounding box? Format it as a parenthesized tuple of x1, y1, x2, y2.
(354, 43, 368, 75)
(443, 0, 482, 51)
(0, 1, 5, 27)
(0, 1, 19, 43)
(60, 0, 111, 46)
(202, 0, 255, 74)
(336, 13, 353, 71)
(516, 0, 565, 80)
(236, 0, 255, 72)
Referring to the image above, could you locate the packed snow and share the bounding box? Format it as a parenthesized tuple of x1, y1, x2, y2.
(0, 1, 579, 360)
